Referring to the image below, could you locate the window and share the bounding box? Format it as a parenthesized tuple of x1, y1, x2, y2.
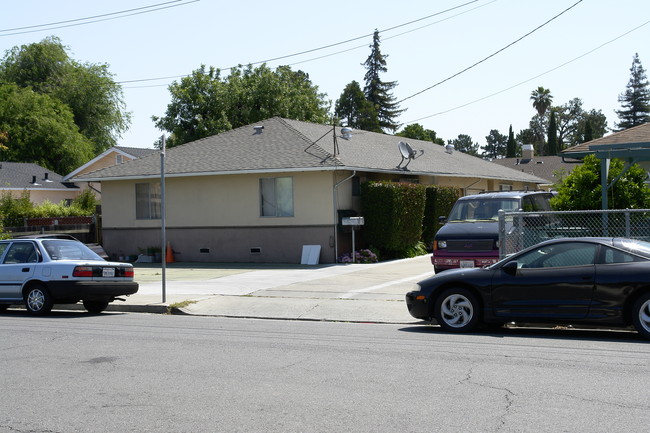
(515, 242, 597, 269)
(135, 182, 161, 219)
(603, 246, 645, 264)
(260, 177, 293, 217)
(3, 242, 38, 264)
(116, 154, 123, 164)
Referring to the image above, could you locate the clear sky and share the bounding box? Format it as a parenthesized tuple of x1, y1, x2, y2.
(3, 0, 650, 151)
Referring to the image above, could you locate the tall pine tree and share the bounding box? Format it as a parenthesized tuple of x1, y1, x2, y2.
(506, 125, 517, 157)
(615, 53, 650, 130)
(547, 110, 558, 155)
(362, 30, 404, 133)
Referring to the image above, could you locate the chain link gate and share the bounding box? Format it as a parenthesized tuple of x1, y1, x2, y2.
(498, 209, 650, 259)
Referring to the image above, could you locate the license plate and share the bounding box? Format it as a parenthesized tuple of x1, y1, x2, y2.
(459, 260, 475, 268)
(102, 268, 115, 277)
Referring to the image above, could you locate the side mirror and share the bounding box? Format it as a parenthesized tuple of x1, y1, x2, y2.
(502, 261, 518, 276)
(438, 215, 447, 223)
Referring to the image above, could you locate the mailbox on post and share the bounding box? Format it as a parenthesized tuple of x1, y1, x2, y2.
(341, 217, 364, 263)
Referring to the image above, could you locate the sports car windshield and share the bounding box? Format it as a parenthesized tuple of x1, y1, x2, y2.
(448, 199, 519, 222)
(42, 240, 104, 261)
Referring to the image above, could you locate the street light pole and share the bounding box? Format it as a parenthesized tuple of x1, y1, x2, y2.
(161, 135, 166, 303)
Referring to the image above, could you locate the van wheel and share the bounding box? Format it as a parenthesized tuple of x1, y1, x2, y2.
(24, 286, 53, 315)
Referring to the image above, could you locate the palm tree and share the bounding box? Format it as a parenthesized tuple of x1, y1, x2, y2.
(531, 86, 553, 117)
(530, 87, 553, 155)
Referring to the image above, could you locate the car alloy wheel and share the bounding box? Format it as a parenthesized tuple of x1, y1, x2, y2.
(632, 294, 650, 340)
(435, 288, 480, 332)
(24, 286, 53, 315)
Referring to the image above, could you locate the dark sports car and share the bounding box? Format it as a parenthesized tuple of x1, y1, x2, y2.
(406, 237, 650, 339)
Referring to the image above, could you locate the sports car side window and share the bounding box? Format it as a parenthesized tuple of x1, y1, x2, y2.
(516, 243, 597, 269)
(603, 247, 644, 263)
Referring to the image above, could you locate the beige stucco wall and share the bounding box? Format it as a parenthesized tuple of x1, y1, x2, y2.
(102, 171, 338, 228)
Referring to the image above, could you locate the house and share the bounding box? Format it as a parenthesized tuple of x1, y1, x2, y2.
(71, 117, 546, 263)
(0, 162, 79, 205)
(63, 146, 158, 196)
(491, 144, 582, 189)
(562, 122, 650, 209)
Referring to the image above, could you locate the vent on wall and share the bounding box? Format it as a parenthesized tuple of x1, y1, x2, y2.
(200, 248, 210, 254)
(250, 247, 262, 254)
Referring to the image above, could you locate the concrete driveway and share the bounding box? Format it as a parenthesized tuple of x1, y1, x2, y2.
(113, 254, 434, 323)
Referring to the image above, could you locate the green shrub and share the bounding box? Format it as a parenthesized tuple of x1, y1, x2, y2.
(422, 185, 462, 247)
(361, 181, 426, 258)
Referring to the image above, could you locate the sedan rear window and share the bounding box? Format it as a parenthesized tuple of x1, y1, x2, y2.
(42, 240, 103, 261)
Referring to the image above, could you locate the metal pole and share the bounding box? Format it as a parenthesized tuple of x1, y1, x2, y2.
(161, 136, 166, 303)
(351, 228, 356, 263)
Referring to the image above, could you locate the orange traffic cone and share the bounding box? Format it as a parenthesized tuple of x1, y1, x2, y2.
(165, 242, 175, 263)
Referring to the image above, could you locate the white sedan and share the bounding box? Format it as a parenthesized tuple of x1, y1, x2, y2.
(0, 237, 138, 314)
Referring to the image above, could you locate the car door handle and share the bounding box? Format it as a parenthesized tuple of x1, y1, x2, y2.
(22, 268, 30, 272)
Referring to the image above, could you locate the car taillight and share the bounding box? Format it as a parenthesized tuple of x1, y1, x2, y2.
(73, 266, 93, 277)
(123, 268, 134, 278)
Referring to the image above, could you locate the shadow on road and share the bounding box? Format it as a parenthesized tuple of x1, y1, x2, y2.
(398, 323, 647, 343)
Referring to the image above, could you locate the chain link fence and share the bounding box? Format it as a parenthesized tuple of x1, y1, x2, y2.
(498, 209, 650, 258)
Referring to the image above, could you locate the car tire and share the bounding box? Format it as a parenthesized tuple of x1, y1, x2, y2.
(24, 286, 53, 315)
(434, 287, 481, 332)
(83, 300, 109, 314)
(631, 293, 650, 340)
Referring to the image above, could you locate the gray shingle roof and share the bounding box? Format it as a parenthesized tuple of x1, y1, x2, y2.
(491, 155, 582, 184)
(563, 122, 650, 154)
(0, 162, 78, 190)
(114, 146, 158, 158)
(73, 117, 546, 184)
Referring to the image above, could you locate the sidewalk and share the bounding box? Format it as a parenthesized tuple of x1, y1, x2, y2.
(86, 255, 434, 324)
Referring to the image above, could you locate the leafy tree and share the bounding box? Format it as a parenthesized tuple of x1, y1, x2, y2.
(334, 81, 379, 131)
(154, 64, 330, 148)
(0, 83, 94, 174)
(362, 30, 404, 133)
(551, 154, 650, 210)
(615, 53, 650, 130)
(0, 36, 130, 154)
(516, 128, 535, 151)
(506, 125, 517, 157)
(553, 99, 607, 149)
(482, 129, 507, 159)
(396, 123, 444, 144)
(547, 110, 558, 155)
(448, 134, 479, 156)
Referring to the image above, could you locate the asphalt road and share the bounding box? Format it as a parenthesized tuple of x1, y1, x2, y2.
(1, 312, 649, 433)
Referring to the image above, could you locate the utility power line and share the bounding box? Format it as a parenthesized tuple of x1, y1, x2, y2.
(396, 0, 584, 104)
(0, 0, 200, 37)
(403, 19, 650, 126)
(118, 0, 483, 85)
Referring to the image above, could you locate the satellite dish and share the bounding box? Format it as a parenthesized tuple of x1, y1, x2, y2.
(398, 141, 415, 159)
(396, 141, 423, 170)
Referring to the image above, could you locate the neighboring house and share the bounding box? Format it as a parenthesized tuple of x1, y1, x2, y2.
(562, 122, 650, 209)
(0, 162, 79, 205)
(72, 117, 546, 264)
(491, 144, 582, 189)
(64, 146, 158, 196)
